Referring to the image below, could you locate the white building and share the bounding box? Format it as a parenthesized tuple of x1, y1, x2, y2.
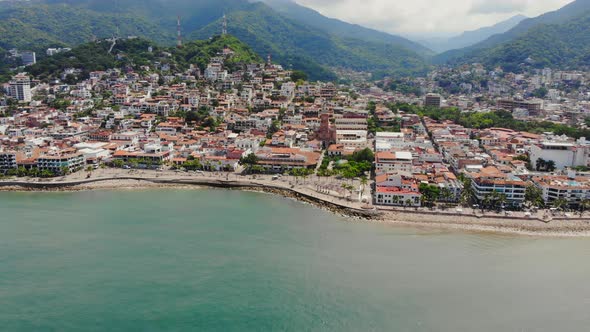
(335, 130, 367, 149)
(532, 173, 590, 207)
(375, 132, 404, 151)
(467, 166, 526, 207)
(280, 82, 296, 97)
(9, 74, 32, 102)
(374, 173, 422, 207)
(375, 151, 413, 174)
(334, 117, 368, 131)
(530, 139, 589, 170)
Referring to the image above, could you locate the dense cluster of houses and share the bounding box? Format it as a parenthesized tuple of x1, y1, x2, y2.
(0, 49, 355, 177)
(2, 46, 590, 210)
(369, 107, 590, 209)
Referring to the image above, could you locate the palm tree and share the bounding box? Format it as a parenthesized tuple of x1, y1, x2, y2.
(360, 176, 369, 193)
(525, 185, 545, 209)
(341, 183, 354, 199)
(130, 159, 139, 169)
(498, 193, 508, 210)
(483, 194, 492, 211)
(17, 166, 28, 177)
(579, 199, 590, 216)
(553, 198, 568, 211)
(536, 158, 546, 172)
(440, 188, 454, 203)
(60, 166, 70, 176)
(405, 199, 413, 208)
(341, 183, 348, 198)
(460, 178, 475, 207)
(420, 195, 428, 208)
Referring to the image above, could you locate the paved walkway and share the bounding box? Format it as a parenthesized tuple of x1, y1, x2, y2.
(0, 168, 373, 213)
(2, 168, 589, 222)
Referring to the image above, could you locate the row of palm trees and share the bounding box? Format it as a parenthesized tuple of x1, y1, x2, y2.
(2, 165, 76, 178)
(459, 178, 590, 214)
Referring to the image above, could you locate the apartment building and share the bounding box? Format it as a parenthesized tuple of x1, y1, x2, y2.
(375, 151, 413, 174)
(467, 166, 526, 207)
(0, 150, 18, 174)
(532, 174, 590, 207)
(254, 147, 320, 173)
(37, 152, 85, 174)
(335, 130, 367, 149)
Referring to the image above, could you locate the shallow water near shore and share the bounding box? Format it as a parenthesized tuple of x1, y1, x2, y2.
(1, 189, 590, 331)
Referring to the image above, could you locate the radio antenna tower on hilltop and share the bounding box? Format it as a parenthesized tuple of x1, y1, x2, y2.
(222, 13, 228, 36)
(177, 15, 183, 48)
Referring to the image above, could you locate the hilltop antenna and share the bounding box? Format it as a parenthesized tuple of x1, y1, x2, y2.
(222, 13, 228, 36)
(115, 0, 121, 38)
(177, 15, 183, 48)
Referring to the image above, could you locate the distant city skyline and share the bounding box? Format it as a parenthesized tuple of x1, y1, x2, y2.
(295, 0, 574, 37)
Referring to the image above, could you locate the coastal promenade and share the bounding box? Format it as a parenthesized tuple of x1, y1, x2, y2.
(2, 168, 590, 236)
(0, 168, 377, 218)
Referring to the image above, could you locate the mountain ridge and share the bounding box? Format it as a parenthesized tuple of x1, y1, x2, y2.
(260, 0, 433, 56)
(422, 14, 527, 53)
(0, 0, 431, 81)
(436, 0, 590, 64)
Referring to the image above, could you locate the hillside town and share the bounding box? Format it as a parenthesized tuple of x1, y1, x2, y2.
(1, 44, 590, 216)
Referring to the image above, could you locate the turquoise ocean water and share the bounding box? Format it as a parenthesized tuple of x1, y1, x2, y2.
(1, 190, 590, 331)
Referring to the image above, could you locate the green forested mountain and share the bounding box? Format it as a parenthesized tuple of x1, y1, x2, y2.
(0, 0, 431, 81)
(174, 35, 262, 71)
(438, 11, 590, 72)
(436, 0, 590, 69)
(0, 4, 171, 52)
(27, 35, 261, 82)
(190, 2, 429, 80)
(42, 0, 252, 33)
(260, 0, 433, 56)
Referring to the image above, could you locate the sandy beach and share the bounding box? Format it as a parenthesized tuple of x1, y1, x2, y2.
(2, 168, 590, 237)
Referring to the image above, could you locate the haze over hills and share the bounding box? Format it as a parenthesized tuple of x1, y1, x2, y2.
(422, 15, 527, 53)
(445, 12, 590, 72)
(0, 0, 432, 80)
(260, 0, 433, 56)
(436, 0, 590, 66)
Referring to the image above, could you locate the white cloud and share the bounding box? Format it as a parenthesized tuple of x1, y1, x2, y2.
(470, 0, 528, 14)
(295, 0, 573, 37)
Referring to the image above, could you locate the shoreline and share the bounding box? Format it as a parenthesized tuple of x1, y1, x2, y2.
(2, 176, 590, 237)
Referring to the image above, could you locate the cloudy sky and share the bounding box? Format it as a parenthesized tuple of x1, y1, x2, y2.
(295, 0, 574, 38)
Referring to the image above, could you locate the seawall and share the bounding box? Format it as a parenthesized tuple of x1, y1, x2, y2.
(0, 177, 380, 219)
